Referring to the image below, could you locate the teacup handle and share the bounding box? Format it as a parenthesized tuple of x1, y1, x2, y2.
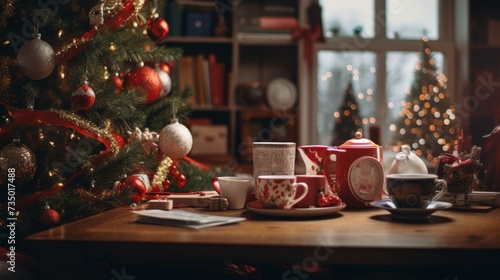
(434, 179, 447, 201)
(289, 183, 309, 208)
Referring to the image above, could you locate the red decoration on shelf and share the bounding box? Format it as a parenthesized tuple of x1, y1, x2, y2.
(147, 17, 169, 42)
(124, 65, 162, 104)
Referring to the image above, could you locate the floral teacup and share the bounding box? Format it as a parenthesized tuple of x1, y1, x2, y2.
(256, 175, 308, 209)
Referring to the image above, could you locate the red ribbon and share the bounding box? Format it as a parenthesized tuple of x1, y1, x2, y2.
(0, 102, 114, 210)
(441, 153, 473, 173)
(57, 0, 138, 64)
(292, 25, 323, 65)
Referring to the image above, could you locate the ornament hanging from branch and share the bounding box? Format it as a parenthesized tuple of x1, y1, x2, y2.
(57, 0, 137, 64)
(155, 64, 172, 98)
(72, 78, 96, 110)
(158, 115, 193, 160)
(146, 0, 168, 41)
(89, 0, 125, 28)
(17, 33, 56, 80)
(41, 203, 60, 227)
(0, 136, 37, 186)
(114, 173, 151, 203)
(124, 64, 162, 104)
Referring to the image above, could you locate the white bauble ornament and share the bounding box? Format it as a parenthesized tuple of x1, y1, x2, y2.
(158, 121, 193, 159)
(17, 33, 56, 80)
(156, 66, 172, 98)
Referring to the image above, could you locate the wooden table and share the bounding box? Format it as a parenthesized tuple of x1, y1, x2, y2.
(22, 204, 500, 279)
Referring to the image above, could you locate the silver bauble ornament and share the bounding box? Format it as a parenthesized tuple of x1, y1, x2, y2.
(158, 121, 193, 159)
(0, 139, 37, 185)
(156, 66, 172, 98)
(17, 33, 56, 80)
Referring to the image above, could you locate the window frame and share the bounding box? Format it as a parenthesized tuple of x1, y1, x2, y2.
(301, 0, 456, 146)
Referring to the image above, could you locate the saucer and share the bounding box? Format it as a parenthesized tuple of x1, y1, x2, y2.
(369, 199, 453, 220)
(246, 201, 346, 217)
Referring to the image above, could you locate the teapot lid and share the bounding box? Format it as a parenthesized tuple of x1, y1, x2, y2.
(340, 132, 379, 148)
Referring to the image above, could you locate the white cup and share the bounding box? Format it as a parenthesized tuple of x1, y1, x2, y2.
(215, 176, 252, 209)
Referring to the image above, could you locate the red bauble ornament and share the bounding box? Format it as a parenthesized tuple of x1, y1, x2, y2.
(116, 175, 148, 203)
(162, 179, 171, 191)
(72, 82, 96, 110)
(41, 209, 60, 226)
(110, 75, 123, 93)
(147, 17, 169, 42)
(150, 184, 162, 193)
(158, 62, 170, 74)
(124, 65, 162, 104)
(177, 174, 187, 188)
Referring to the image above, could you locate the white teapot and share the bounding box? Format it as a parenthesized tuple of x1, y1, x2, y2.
(389, 145, 428, 174)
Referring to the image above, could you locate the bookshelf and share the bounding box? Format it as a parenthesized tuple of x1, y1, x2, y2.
(455, 0, 500, 147)
(163, 0, 303, 164)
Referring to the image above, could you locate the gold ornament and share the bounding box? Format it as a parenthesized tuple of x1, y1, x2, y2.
(0, 138, 37, 185)
(152, 156, 173, 188)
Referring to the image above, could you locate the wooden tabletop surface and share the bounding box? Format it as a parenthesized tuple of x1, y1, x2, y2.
(22, 203, 500, 267)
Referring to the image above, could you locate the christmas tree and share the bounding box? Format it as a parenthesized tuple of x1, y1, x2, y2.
(0, 0, 230, 238)
(390, 36, 457, 165)
(331, 80, 363, 146)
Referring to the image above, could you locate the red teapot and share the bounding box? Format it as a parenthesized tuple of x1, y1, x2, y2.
(324, 132, 384, 208)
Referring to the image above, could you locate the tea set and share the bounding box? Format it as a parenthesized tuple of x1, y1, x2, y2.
(242, 132, 452, 220)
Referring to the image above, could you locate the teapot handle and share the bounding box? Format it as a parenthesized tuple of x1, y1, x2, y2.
(323, 148, 345, 194)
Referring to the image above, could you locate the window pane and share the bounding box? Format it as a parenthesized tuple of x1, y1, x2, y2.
(320, 0, 375, 38)
(386, 50, 444, 146)
(386, 0, 439, 40)
(316, 51, 377, 145)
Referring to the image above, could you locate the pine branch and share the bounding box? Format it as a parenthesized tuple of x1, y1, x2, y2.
(143, 87, 194, 131)
(92, 142, 157, 190)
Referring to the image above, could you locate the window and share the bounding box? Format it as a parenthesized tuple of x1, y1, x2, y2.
(309, 0, 454, 151)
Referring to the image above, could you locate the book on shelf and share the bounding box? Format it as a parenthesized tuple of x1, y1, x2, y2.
(178, 55, 197, 105)
(259, 16, 298, 30)
(194, 53, 206, 105)
(237, 29, 293, 41)
(208, 53, 225, 106)
(262, 3, 297, 17)
(202, 58, 212, 105)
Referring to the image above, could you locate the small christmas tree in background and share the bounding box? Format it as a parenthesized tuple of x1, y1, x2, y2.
(0, 0, 230, 238)
(331, 80, 363, 146)
(390, 36, 458, 165)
